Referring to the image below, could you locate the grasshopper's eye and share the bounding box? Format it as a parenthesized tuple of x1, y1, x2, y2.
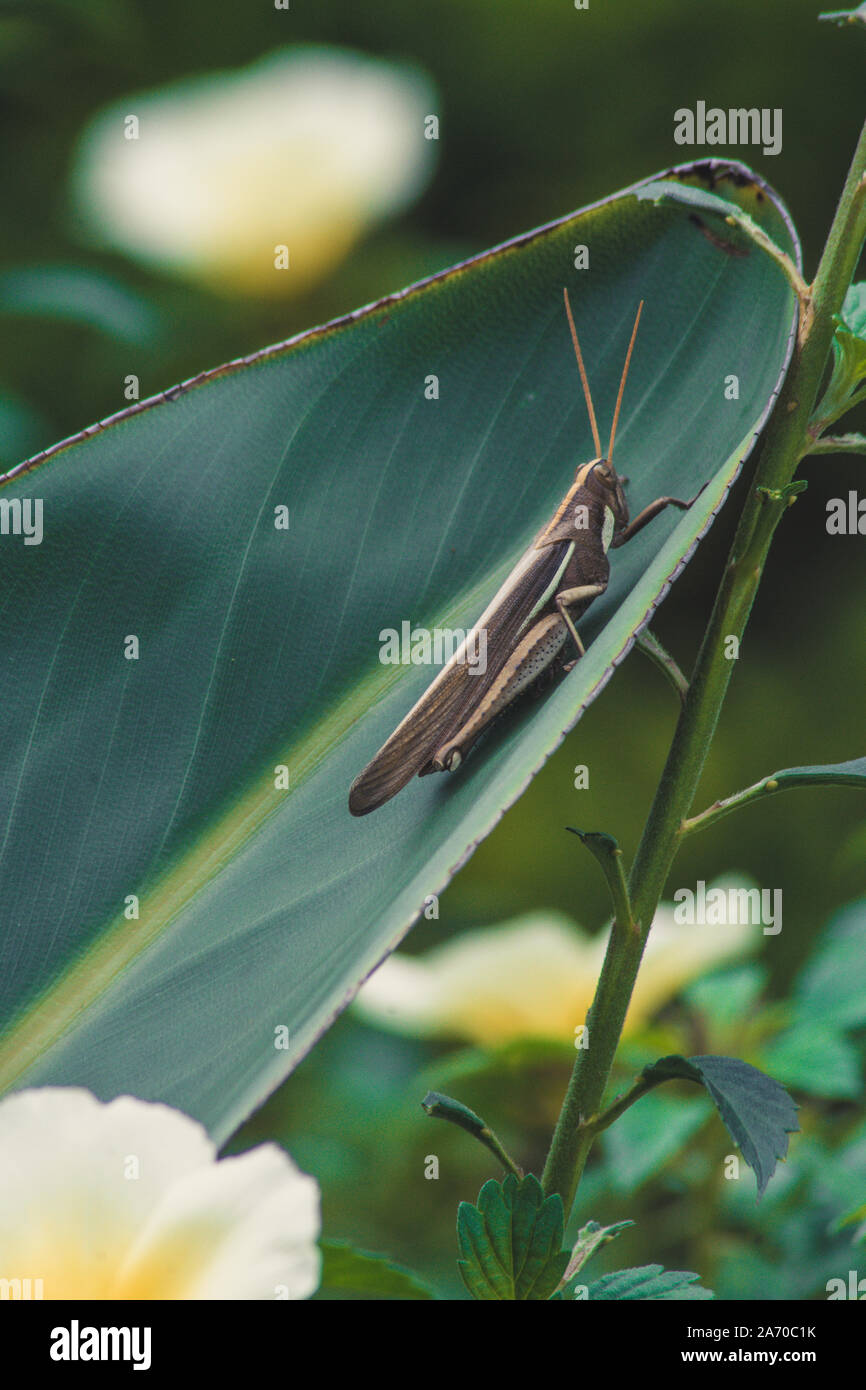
(594, 460, 615, 483)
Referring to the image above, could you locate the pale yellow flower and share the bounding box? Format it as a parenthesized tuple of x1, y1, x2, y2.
(0, 1088, 320, 1299)
(354, 878, 757, 1047)
(71, 47, 437, 294)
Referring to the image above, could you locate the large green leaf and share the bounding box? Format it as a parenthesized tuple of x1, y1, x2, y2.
(0, 160, 798, 1139)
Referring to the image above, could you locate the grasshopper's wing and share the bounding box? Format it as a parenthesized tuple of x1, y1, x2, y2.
(348, 538, 573, 814)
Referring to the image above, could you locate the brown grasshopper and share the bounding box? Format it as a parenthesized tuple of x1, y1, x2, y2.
(349, 289, 696, 816)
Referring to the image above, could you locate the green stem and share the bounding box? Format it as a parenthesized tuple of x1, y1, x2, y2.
(682, 763, 866, 835)
(805, 430, 866, 455)
(682, 776, 783, 835)
(542, 118, 866, 1216)
(582, 1076, 654, 1137)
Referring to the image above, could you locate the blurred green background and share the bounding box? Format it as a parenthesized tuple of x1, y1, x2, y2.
(1, 0, 864, 1298)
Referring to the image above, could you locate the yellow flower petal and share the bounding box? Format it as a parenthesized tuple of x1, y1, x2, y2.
(0, 1088, 320, 1299)
(355, 878, 757, 1047)
(71, 47, 437, 295)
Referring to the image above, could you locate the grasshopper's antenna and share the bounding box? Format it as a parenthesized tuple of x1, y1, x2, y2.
(563, 287, 602, 459)
(607, 300, 644, 462)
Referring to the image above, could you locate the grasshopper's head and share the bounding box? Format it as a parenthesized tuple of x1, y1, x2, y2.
(588, 459, 628, 516)
(575, 457, 630, 549)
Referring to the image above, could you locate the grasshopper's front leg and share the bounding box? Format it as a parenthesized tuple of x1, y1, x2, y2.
(427, 581, 607, 771)
(610, 488, 704, 548)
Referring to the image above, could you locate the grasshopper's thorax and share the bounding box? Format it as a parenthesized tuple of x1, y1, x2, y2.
(535, 457, 629, 552)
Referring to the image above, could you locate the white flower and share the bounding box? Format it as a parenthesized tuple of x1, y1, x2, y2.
(0, 1088, 320, 1299)
(71, 46, 437, 294)
(354, 878, 757, 1046)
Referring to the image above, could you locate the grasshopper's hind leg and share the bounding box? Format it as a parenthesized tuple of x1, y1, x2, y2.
(428, 611, 569, 773)
(556, 582, 606, 671)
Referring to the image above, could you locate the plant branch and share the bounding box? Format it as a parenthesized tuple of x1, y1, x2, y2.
(682, 760, 866, 835)
(421, 1091, 524, 1178)
(542, 118, 866, 1216)
(804, 430, 866, 455)
(567, 829, 637, 938)
(581, 1076, 655, 1138)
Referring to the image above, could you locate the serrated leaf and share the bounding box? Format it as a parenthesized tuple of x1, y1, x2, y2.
(318, 1241, 435, 1300)
(458, 1196, 512, 1300)
(457, 1173, 569, 1300)
(0, 160, 799, 1139)
(562, 1218, 634, 1283)
(587, 1264, 714, 1300)
(642, 1054, 799, 1197)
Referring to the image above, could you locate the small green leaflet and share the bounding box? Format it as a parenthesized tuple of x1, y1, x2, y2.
(585, 1265, 714, 1301)
(457, 1173, 569, 1300)
(813, 284, 866, 426)
(642, 1054, 799, 1197)
(561, 1218, 634, 1284)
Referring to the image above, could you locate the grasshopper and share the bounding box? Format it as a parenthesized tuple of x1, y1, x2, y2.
(349, 289, 697, 816)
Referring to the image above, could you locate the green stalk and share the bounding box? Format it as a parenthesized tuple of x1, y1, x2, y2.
(682, 763, 866, 836)
(805, 430, 866, 455)
(542, 119, 866, 1215)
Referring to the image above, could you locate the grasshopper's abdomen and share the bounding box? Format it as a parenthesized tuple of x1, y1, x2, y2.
(429, 611, 569, 771)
